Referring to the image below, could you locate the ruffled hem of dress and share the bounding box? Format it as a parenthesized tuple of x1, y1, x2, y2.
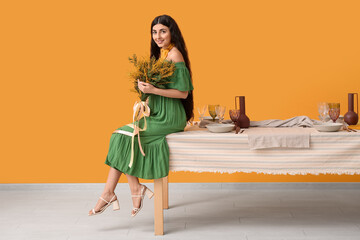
(105, 133, 169, 179)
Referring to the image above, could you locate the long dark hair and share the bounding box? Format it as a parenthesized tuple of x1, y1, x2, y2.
(150, 15, 194, 122)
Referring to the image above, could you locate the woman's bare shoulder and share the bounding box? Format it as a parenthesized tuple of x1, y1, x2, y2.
(167, 47, 185, 63)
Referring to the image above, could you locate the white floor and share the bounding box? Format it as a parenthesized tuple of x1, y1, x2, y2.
(1, 183, 360, 240)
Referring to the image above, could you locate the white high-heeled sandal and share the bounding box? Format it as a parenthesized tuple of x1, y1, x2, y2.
(131, 185, 154, 217)
(88, 194, 120, 216)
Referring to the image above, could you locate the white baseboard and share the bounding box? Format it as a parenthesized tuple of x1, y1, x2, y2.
(0, 182, 359, 190)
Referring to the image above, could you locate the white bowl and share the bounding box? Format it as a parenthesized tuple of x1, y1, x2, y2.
(313, 123, 343, 132)
(206, 123, 235, 133)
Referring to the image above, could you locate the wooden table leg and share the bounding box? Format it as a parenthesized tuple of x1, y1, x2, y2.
(154, 178, 164, 235)
(163, 176, 169, 209)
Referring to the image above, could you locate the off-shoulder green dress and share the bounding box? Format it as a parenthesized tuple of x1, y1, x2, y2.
(105, 62, 193, 179)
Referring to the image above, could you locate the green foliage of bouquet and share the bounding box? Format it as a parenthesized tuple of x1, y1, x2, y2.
(129, 54, 175, 101)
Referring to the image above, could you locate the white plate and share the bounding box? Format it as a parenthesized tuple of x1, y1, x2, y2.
(206, 123, 235, 133)
(313, 123, 343, 132)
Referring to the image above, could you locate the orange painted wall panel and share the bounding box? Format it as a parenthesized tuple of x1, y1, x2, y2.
(1, 0, 359, 183)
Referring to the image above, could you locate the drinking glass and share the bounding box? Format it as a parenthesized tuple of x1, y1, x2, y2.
(317, 102, 329, 122)
(208, 105, 219, 121)
(215, 106, 226, 123)
(197, 105, 207, 122)
(229, 109, 240, 125)
(328, 103, 340, 123)
(229, 109, 241, 133)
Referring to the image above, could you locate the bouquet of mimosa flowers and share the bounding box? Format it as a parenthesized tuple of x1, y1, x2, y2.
(129, 54, 176, 101)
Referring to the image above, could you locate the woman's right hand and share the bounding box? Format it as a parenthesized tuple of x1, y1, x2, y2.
(138, 80, 156, 94)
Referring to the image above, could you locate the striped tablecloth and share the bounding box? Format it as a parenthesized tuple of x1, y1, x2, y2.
(166, 128, 360, 175)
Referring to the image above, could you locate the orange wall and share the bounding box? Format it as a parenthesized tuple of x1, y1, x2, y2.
(1, 0, 360, 183)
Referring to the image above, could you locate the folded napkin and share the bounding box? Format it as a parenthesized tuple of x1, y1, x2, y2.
(246, 127, 313, 150)
(250, 116, 316, 128)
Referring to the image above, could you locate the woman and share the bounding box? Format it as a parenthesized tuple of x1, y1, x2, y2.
(89, 15, 194, 217)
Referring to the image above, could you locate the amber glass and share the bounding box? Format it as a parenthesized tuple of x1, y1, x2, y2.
(229, 109, 240, 124)
(328, 103, 340, 123)
(208, 105, 219, 121)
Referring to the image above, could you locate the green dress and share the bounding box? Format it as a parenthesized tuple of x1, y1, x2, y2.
(105, 62, 194, 179)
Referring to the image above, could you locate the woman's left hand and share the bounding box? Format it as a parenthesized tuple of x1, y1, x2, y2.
(138, 80, 156, 94)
